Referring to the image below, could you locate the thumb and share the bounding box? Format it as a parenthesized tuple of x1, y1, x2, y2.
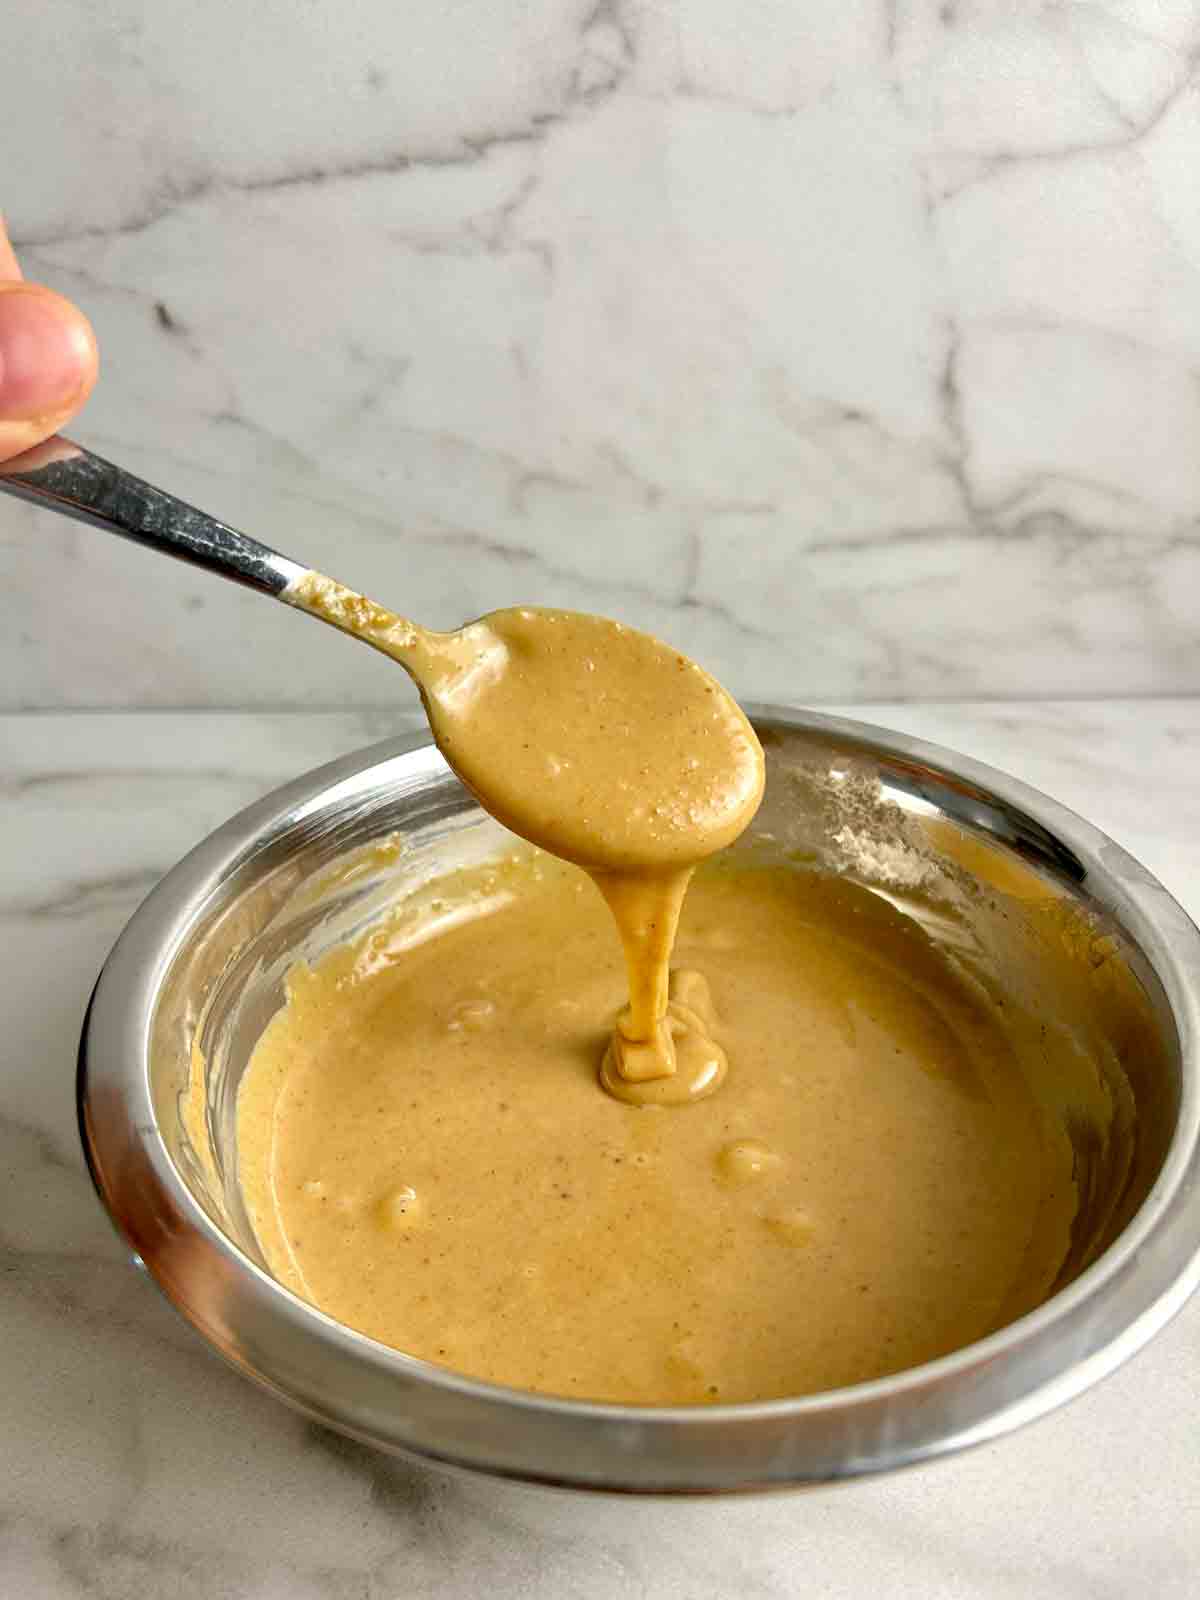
(0, 281, 99, 462)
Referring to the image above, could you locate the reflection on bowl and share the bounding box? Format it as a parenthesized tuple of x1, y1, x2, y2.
(78, 709, 1200, 1493)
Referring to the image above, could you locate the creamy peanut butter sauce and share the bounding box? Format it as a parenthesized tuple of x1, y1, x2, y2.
(234, 582, 1083, 1404)
(285, 576, 764, 1095)
(237, 855, 1076, 1404)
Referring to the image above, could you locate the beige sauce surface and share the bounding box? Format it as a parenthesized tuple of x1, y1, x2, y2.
(237, 855, 1075, 1405)
(285, 580, 764, 1096)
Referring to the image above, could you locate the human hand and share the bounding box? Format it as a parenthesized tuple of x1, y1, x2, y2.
(0, 216, 98, 463)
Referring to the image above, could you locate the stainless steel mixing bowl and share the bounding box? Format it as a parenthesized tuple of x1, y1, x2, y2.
(78, 709, 1200, 1493)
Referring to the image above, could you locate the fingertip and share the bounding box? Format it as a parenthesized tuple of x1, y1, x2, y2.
(0, 282, 99, 424)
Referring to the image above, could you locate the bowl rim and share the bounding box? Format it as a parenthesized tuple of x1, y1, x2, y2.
(77, 705, 1200, 1492)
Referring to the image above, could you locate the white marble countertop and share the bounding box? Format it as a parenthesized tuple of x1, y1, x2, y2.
(3, 701, 1198, 1598)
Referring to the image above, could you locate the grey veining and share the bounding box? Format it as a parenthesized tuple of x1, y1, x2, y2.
(1, 703, 1198, 1596)
(4, 1, 1200, 709)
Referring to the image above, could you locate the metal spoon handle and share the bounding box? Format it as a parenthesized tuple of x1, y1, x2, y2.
(0, 435, 308, 596)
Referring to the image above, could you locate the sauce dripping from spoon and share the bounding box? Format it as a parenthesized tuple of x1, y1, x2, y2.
(286, 575, 764, 1100)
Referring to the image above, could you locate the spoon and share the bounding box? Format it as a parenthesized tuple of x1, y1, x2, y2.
(0, 434, 761, 854)
(2, 436, 764, 1080)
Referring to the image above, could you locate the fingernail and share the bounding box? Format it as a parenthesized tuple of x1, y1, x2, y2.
(0, 285, 95, 420)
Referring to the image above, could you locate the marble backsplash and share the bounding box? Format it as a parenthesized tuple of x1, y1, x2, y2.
(5, 0, 1199, 711)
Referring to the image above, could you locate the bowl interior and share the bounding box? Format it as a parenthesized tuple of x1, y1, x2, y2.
(154, 718, 1179, 1333)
